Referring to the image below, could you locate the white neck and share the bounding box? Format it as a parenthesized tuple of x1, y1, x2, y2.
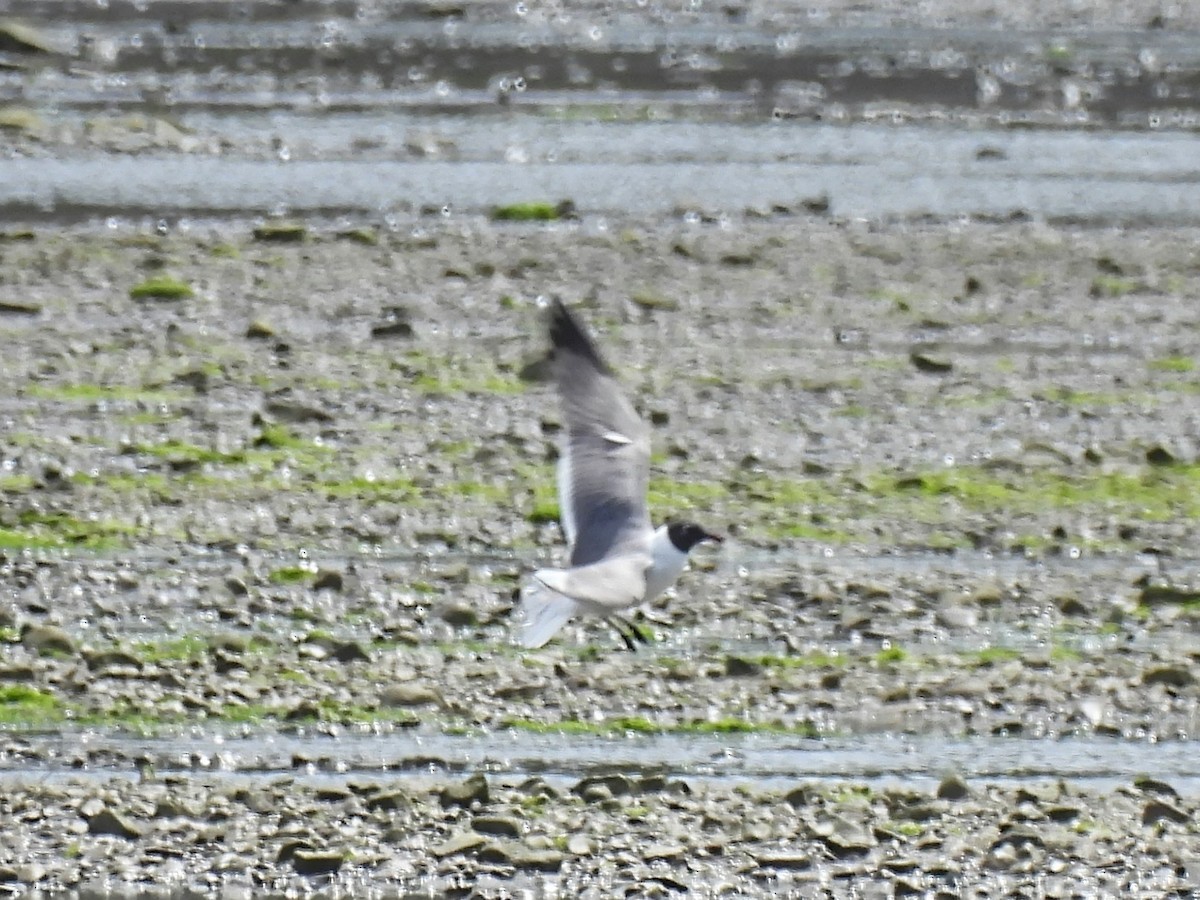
(643, 524, 690, 602)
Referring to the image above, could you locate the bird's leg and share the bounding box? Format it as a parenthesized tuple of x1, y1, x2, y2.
(607, 617, 641, 652)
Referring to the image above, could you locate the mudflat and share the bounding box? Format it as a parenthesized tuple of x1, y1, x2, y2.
(1, 0, 1199, 895)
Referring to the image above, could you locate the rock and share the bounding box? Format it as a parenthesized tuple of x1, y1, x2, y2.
(1056, 594, 1088, 616)
(991, 825, 1044, 850)
(936, 774, 970, 800)
(822, 829, 876, 858)
(16, 863, 45, 884)
(264, 401, 332, 424)
(380, 684, 441, 707)
(439, 774, 489, 809)
(637, 774, 669, 794)
(152, 799, 192, 818)
(909, 351, 953, 374)
(566, 834, 592, 855)
(84, 649, 142, 671)
(1142, 666, 1193, 688)
(935, 606, 978, 630)
(1138, 584, 1200, 606)
(1143, 799, 1190, 826)
(331, 641, 370, 663)
(292, 849, 344, 876)
(1045, 805, 1081, 823)
(642, 843, 686, 861)
(86, 808, 144, 839)
(784, 785, 818, 808)
(724, 655, 762, 677)
(252, 222, 307, 243)
(0, 868, 15, 883)
(476, 841, 564, 872)
(1145, 445, 1177, 466)
(337, 227, 378, 245)
(0, 300, 41, 316)
(245, 320, 275, 340)
(629, 291, 679, 312)
(365, 790, 408, 812)
(312, 570, 343, 592)
(314, 786, 353, 803)
(0, 21, 58, 55)
(431, 832, 487, 858)
(572, 774, 635, 800)
(1133, 776, 1180, 798)
(472, 815, 522, 837)
(438, 603, 477, 627)
(753, 852, 812, 870)
(20, 624, 76, 656)
(284, 700, 321, 721)
(276, 840, 312, 863)
(518, 354, 555, 382)
(371, 320, 414, 339)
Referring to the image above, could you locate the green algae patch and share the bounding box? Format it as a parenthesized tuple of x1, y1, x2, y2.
(747, 651, 848, 670)
(133, 635, 210, 664)
(874, 645, 909, 665)
(268, 566, 310, 585)
(0, 685, 64, 726)
(526, 500, 560, 525)
(1149, 355, 1195, 374)
(319, 475, 421, 502)
(0, 474, 34, 492)
(28, 383, 186, 404)
(136, 439, 246, 467)
(0, 511, 133, 551)
(970, 646, 1023, 667)
(130, 276, 194, 301)
(867, 463, 1200, 523)
(491, 202, 564, 222)
(1089, 275, 1138, 298)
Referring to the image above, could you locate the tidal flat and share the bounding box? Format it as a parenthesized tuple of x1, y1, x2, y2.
(1, 216, 1199, 895)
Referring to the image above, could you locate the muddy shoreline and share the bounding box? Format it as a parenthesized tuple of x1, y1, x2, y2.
(2, 1, 1200, 894)
(0, 215, 1198, 893)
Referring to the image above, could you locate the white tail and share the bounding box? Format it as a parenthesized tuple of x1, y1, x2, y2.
(515, 575, 578, 648)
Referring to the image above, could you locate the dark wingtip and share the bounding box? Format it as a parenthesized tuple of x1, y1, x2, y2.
(547, 299, 610, 373)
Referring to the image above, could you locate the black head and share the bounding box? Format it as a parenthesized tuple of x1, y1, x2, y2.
(667, 521, 723, 553)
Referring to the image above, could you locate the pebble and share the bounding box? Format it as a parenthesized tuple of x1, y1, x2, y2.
(440, 774, 489, 809)
(380, 684, 442, 707)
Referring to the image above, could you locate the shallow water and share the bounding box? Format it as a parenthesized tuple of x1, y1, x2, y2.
(5, 121, 1200, 224)
(5, 729, 1198, 794)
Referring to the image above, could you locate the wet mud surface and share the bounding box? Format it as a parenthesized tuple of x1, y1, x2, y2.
(1, 217, 1199, 895)
(2, 0, 1200, 896)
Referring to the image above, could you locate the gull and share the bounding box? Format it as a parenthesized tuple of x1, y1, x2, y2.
(516, 299, 722, 650)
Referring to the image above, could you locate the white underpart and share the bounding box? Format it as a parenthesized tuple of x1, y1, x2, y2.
(516, 525, 689, 649)
(643, 524, 689, 602)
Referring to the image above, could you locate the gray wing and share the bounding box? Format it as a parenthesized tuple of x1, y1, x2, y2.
(547, 300, 652, 568)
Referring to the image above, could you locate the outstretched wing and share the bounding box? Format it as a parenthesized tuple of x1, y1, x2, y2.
(547, 300, 652, 567)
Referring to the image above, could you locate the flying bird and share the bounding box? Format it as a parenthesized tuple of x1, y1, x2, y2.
(516, 299, 722, 650)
